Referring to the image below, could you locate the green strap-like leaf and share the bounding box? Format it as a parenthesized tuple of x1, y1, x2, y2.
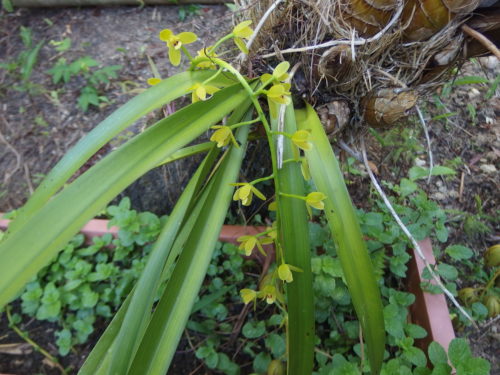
(78, 146, 220, 375)
(8, 70, 236, 233)
(0, 84, 249, 309)
(128, 119, 251, 375)
(296, 103, 385, 375)
(273, 104, 315, 375)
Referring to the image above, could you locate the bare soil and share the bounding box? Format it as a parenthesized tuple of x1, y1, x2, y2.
(0, 3, 499, 375)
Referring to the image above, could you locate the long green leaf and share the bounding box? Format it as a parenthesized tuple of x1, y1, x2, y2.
(296, 103, 385, 374)
(0, 84, 249, 309)
(78, 292, 133, 374)
(128, 123, 250, 375)
(79, 147, 220, 375)
(8, 70, 236, 232)
(104, 102, 253, 373)
(273, 104, 315, 375)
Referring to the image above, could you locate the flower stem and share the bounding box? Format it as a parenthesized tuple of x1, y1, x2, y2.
(211, 33, 234, 53)
(210, 58, 282, 217)
(229, 118, 260, 129)
(279, 192, 306, 201)
(202, 68, 223, 85)
(251, 174, 274, 184)
(181, 46, 194, 62)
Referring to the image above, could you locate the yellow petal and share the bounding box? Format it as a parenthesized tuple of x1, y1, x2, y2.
(273, 61, 290, 80)
(268, 84, 286, 97)
(244, 236, 257, 255)
(240, 289, 257, 304)
(178, 31, 197, 44)
(260, 73, 273, 83)
(234, 37, 249, 54)
(291, 130, 313, 151)
(260, 237, 274, 245)
(241, 195, 252, 206)
(250, 185, 266, 201)
(301, 158, 311, 180)
(306, 192, 327, 210)
(239, 184, 252, 200)
(169, 47, 181, 66)
(204, 85, 220, 95)
(233, 20, 253, 38)
(196, 85, 207, 101)
(147, 77, 162, 86)
(210, 127, 231, 147)
(159, 29, 173, 42)
(278, 264, 293, 283)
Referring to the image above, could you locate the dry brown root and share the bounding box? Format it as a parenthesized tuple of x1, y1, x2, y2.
(237, 0, 490, 132)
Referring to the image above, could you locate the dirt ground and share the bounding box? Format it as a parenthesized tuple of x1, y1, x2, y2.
(0, 3, 499, 375)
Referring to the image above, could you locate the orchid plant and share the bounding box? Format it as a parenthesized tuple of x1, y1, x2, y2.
(0, 22, 385, 375)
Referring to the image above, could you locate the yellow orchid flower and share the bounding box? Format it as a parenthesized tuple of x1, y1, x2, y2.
(210, 125, 237, 148)
(266, 83, 292, 119)
(240, 288, 257, 304)
(233, 20, 253, 38)
(232, 20, 253, 54)
(266, 224, 277, 240)
(147, 77, 162, 86)
(305, 192, 327, 210)
(267, 83, 291, 105)
(260, 62, 290, 86)
(291, 130, 313, 151)
(278, 264, 293, 283)
(258, 284, 278, 304)
(195, 46, 218, 69)
(272, 61, 290, 81)
(231, 183, 266, 206)
(237, 235, 258, 256)
(159, 29, 197, 66)
(237, 234, 272, 256)
(188, 82, 220, 103)
(260, 73, 273, 83)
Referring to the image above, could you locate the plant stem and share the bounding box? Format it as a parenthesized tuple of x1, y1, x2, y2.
(279, 192, 305, 201)
(479, 269, 500, 299)
(211, 34, 234, 53)
(251, 174, 274, 184)
(209, 57, 283, 240)
(181, 46, 193, 62)
(229, 118, 260, 129)
(5, 306, 68, 375)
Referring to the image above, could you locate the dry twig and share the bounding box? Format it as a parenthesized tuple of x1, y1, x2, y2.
(260, 1, 404, 58)
(0, 117, 22, 185)
(461, 24, 500, 59)
(360, 137, 477, 327)
(237, 0, 285, 65)
(415, 106, 434, 184)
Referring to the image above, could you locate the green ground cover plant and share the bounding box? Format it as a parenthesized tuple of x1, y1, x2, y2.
(4, 188, 491, 374)
(47, 55, 122, 111)
(0, 26, 43, 94)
